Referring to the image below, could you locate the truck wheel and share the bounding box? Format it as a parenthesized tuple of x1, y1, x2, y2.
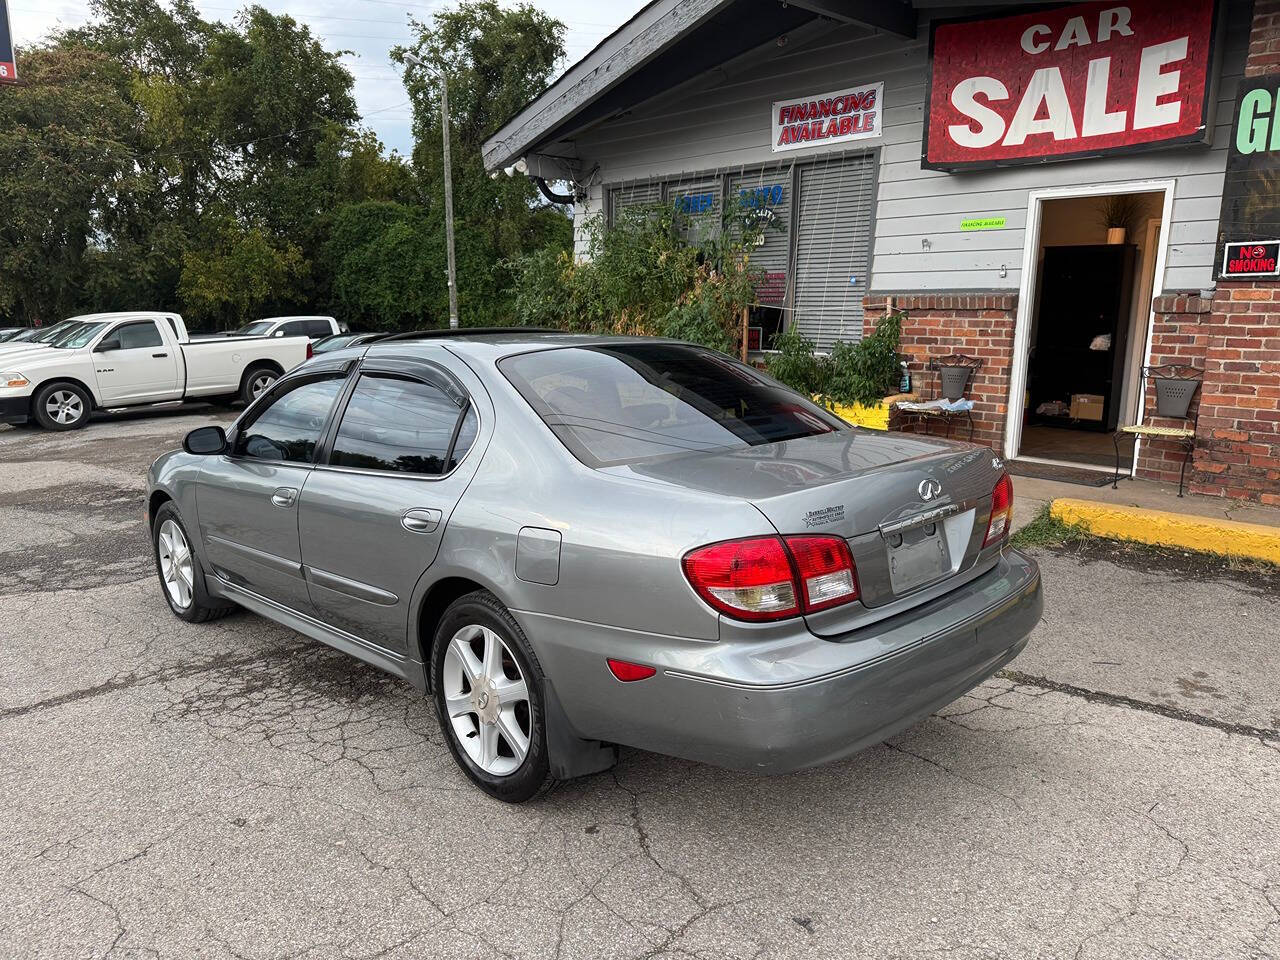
(32, 382, 91, 430)
(239, 365, 279, 405)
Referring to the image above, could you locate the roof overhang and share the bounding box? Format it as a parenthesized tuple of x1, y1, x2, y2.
(482, 0, 917, 173)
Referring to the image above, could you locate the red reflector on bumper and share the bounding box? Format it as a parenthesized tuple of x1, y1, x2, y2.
(607, 659, 656, 682)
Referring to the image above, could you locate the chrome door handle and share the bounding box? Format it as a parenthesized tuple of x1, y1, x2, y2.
(402, 508, 442, 533)
(271, 487, 298, 508)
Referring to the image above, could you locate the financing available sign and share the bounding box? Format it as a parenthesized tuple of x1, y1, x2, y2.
(772, 81, 882, 153)
(923, 0, 1220, 171)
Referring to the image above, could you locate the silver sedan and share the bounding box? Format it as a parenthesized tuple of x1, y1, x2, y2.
(146, 331, 1041, 802)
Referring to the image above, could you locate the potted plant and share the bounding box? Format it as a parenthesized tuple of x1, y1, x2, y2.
(1097, 194, 1143, 245)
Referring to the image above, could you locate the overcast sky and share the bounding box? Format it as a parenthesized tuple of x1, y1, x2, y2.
(9, 0, 647, 155)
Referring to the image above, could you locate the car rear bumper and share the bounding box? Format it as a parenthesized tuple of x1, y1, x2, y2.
(517, 548, 1042, 773)
(0, 394, 28, 425)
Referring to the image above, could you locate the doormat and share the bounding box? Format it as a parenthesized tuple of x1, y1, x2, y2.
(1007, 460, 1115, 487)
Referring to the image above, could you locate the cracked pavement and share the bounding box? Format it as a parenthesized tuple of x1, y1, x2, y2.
(1, 412, 1278, 959)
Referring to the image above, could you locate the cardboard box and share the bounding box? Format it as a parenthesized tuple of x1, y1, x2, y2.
(1070, 393, 1105, 421)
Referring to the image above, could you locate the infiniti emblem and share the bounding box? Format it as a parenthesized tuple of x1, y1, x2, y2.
(919, 478, 943, 501)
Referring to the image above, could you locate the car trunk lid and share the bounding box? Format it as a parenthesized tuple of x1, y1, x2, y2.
(613, 429, 1006, 627)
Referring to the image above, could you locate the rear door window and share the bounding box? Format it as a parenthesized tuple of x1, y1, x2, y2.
(328, 374, 474, 475)
(500, 343, 844, 467)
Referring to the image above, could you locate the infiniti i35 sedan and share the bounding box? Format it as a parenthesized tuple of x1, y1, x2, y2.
(146, 330, 1042, 802)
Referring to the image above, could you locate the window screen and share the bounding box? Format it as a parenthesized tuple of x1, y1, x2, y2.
(329, 374, 470, 475)
(501, 343, 843, 468)
(237, 377, 345, 464)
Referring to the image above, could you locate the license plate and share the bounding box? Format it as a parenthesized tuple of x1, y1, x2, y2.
(887, 531, 950, 594)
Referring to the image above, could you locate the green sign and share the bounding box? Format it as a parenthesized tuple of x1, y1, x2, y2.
(960, 217, 1006, 231)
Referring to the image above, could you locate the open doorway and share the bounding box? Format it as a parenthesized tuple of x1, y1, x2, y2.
(1008, 184, 1171, 473)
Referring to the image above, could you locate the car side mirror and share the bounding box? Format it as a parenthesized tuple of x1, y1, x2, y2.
(96, 338, 120, 353)
(183, 425, 227, 456)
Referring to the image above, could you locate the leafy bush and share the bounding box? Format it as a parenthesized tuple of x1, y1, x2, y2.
(766, 311, 905, 407)
(767, 328, 827, 396)
(824, 312, 903, 407)
(509, 200, 761, 352)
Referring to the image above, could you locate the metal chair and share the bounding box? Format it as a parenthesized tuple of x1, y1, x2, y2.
(1113, 364, 1202, 496)
(901, 354, 982, 441)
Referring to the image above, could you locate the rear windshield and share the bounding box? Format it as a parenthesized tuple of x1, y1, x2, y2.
(500, 343, 845, 468)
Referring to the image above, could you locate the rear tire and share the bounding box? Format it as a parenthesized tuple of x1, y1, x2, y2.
(239, 365, 279, 406)
(431, 591, 552, 803)
(32, 381, 91, 430)
(151, 502, 237, 623)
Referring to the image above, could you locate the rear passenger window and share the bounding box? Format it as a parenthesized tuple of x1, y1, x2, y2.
(236, 377, 345, 464)
(329, 375, 472, 475)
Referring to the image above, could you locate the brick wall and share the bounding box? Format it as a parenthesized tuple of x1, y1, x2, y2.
(1246, 0, 1280, 75)
(1188, 282, 1280, 505)
(863, 293, 1018, 449)
(1136, 294, 1212, 486)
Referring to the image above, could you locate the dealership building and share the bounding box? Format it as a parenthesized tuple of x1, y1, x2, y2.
(484, 0, 1280, 504)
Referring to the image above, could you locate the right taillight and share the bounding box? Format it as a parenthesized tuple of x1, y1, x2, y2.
(984, 473, 1013, 546)
(682, 535, 859, 622)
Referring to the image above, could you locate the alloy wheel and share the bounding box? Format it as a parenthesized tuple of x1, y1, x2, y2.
(45, 390, 84, 425)
(250, 373, 276, 398)
(157, 519, 194, 609)
(442, 624, 532, 776)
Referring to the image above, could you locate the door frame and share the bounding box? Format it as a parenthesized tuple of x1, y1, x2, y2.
(1004, 178, 1176, 472)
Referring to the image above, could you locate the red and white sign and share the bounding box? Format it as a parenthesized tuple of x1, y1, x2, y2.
(0, 0, 17, 84)
(772, 81, 882, 153)
(924, 1, 1219, 170)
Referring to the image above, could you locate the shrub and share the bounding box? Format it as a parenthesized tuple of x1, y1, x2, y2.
(767, 327, 827, 396)
(766, 311, 905, 407)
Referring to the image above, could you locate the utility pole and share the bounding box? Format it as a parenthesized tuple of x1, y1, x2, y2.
(404, 52, 459, 328)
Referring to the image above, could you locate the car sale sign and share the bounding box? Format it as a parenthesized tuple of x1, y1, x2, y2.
(0, 0, 15, 83)
(923, 1, 1219, 171)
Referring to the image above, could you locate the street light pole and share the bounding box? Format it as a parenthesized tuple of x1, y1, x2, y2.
(405, 52, 459, 329)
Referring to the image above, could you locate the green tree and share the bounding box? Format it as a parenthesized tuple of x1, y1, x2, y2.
(179, 219, 306, 327)
(0, 46, 135, 324)
(397, 1, 572, 325)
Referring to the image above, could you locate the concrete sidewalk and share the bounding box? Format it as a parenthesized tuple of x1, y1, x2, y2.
(1011, 473, 1280, 532)
(1011, 473, 1280, 563)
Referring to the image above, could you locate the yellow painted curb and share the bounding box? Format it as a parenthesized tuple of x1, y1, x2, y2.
(1050, 498, 1280, 565)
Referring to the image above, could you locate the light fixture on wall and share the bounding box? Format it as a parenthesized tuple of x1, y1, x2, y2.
(921, 238, 932, 252)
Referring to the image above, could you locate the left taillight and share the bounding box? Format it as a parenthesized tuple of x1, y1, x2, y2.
(682, 535, 859, 623)
(984, 473, 1014, 546)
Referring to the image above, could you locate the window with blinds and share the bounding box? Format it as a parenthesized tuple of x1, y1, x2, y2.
(790, 154, 877, 351)
(729, 166, 792, 309)
(608, 181, 663, 224)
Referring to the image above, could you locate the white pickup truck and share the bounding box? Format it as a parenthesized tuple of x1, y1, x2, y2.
(0, 312, 311, 430)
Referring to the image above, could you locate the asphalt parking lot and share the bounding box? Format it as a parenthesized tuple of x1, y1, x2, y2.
(1, 411, 1278, 959)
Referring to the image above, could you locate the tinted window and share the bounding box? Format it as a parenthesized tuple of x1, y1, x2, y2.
(280, 321, 310, 337)
(329, 374, 468, 475)
(305, 319, 332, 337)
(501, 344, 844, 467)
(449, 406, 478, 471)
(237, 377, 344, 464)
(115, 321, 164, 349)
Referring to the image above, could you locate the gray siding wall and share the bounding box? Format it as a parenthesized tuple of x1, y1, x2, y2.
(570, 4, 1251, 294)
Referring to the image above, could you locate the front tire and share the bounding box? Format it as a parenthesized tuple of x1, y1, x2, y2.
(151, 502, 237, 623)
(432, 591, 552, 803)
(32, 381, 91, 430)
